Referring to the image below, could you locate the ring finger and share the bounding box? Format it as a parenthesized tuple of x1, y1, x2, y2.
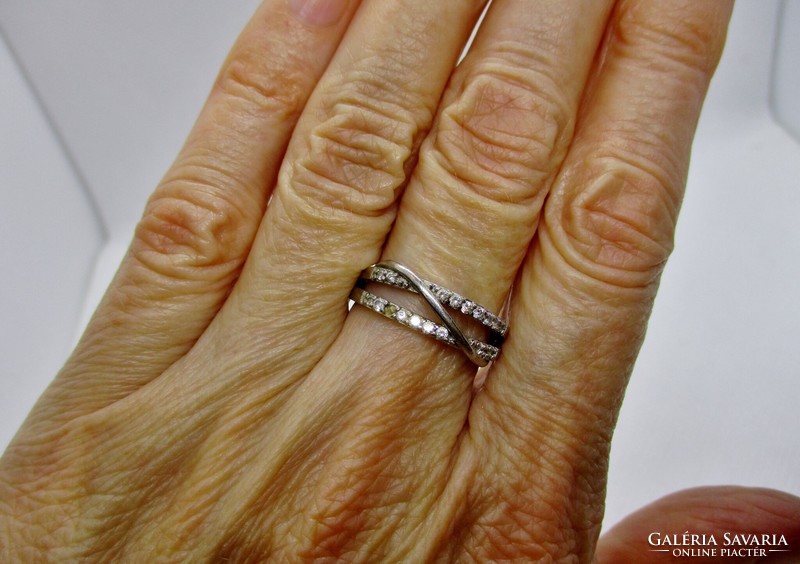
(336, 0, 615, 407)
(287, 0, 615, 554)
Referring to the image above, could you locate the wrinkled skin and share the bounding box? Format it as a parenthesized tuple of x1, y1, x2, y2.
(2, 0, 800, 561)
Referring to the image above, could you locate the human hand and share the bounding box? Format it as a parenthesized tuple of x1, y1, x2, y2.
(3, 0, 799, 561)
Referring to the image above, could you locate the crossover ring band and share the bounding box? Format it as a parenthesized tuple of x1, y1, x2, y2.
(350, 261, 506, 366)
(361, 264, 508, 341)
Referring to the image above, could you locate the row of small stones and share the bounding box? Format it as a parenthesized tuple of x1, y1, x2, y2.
(470, 341, 498, 363)
(360, 292, 451, 342)
(371, 268, 507, 336)
(358, 292, 498, 362)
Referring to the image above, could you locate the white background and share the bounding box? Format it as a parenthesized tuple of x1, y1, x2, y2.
(1, 0, 798, 530)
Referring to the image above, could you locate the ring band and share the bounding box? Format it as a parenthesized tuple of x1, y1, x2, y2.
(361, 264, 508, 341)
(350, 287, 500, 364)
(350, 261, 506, 366)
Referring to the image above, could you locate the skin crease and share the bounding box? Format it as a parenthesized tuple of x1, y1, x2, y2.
(2, 0, 800, 562)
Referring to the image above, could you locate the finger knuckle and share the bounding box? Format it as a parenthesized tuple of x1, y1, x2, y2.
(216, 42, 308, 121)
(288, 77, 424, 218)
(617, 3, 728, 76)
(429, 63, 571, 207)
(134, 172, 252, 279)
(550, 154, 679, 288)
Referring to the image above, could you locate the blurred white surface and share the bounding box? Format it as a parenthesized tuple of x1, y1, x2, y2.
(0, 32, 103, 448)
(0, 0, 260, 238)
(0, 0, 798, 532)
(773, 0, 800, 141)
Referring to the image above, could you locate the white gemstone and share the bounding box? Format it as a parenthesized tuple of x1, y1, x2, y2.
(432, 286, 448, 300)
(449, 295, 463, 308)
(422, 321, 436, 334)
(472, 306, 485, 320)
(373, 300, 385, 313)
(436, 327, 449, 340)
(410, 315, 423, 329)
(396, 310, 408, 322)
(461, 302, 473, 315)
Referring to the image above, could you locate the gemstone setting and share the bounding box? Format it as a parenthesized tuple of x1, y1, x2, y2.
(365, 265, 507, 338)
(352, 263, 506, 366)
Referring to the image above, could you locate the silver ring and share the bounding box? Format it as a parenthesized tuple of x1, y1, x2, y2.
(362, 263, 508, 341)
(350, 261, 506, 366)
